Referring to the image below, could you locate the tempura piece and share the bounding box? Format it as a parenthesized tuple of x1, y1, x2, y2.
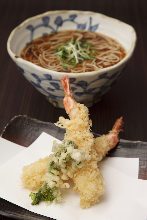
(57, 77, 103, 208)
(94, 117, 123, 161)
(56, 76, 123, 208)
(73, 160, 105, 208)
(22, 76, 123, 209)
(56, 79, 94, 151)
(22, 157, 49, 190)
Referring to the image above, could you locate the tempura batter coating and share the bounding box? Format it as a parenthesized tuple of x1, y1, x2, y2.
(57, 76, 123, 208)
(22, 76, 123, 209)
(73, 159, 105, 208)
(94, 116, 123, 162)
(22, 157, 49, 190)
(56, 103, 94, 151)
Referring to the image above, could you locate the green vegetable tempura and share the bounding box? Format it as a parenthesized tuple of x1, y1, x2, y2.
(30, 183, 60, 205)
(29, 140, 90, 205)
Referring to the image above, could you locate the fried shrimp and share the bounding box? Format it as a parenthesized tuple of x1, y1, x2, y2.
(59, 76, 104, 208)
(94, 117, 123, 161)
(73, 160, 105, 208)
(57, 76, 123, 208)
(56, 76, 94, 151)
(22, 75, 123, 209)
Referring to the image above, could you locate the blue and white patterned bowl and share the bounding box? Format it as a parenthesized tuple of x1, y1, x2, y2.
(7, 10, 136, 107)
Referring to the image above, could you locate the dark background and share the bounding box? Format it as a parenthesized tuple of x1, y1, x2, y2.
(0, 0, 147, 143)
(0, 1, 147, 219)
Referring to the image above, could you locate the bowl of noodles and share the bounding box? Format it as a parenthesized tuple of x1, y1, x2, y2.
(7, 10, 136, 107)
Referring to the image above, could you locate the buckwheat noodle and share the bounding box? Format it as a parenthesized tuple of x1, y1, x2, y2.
(20, 30, 126, 73)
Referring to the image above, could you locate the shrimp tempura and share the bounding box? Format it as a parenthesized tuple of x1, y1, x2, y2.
(56, 76, 123, 208)
(22, 76, 123, 209)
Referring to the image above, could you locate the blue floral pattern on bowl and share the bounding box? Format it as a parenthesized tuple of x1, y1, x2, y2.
(8, 10, 136, 108)
(18, 65, 122, 107)
(26, 14, 99, 41)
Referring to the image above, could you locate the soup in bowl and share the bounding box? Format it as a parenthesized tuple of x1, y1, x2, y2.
(7, 10, 136, 107)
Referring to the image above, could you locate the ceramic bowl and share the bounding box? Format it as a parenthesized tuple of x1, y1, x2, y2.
(7, 10, 136, 107)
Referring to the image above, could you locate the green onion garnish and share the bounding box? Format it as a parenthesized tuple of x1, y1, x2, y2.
(54, 38, 97, 69)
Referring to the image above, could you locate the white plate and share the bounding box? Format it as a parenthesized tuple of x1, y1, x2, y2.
(0, 137, 24, 167)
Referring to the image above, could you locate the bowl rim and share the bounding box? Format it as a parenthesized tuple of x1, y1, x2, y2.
(7, 10, 137, 77)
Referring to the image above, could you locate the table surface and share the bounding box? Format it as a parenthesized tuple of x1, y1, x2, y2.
(0, 0, 147, 218)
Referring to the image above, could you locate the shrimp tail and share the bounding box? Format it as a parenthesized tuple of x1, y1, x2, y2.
(61, 76, 76, 117)
(112, 116, 123, 134)
(108, 116, 123, 150)
(94, 117, 124, 161)
(61, 76, 72, 97)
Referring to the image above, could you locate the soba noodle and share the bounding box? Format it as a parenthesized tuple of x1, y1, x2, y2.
(20, 30, 126, 73)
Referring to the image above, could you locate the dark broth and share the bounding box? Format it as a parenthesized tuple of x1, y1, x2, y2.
(21, 30, 126, 73)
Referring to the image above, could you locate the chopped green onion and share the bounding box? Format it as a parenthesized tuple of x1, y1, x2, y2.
(91, 49, 97, 54)
(48, 161, 60, 173)
(62, 65, 68, 70)
(54, 38, 97, 68)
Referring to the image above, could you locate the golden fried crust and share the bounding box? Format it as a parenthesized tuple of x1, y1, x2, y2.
(21, 157, 49, 190)
(94, 135, 110, 162)
(56, 103, 94, 151)
(22, 95, 122, 209)
(73, 161, 105, 208)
